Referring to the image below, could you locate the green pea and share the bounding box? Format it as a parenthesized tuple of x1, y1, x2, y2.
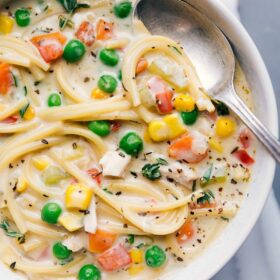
(63, 39, 86, 63)
(52, 242, 72, 260)
(99, 49, 119, 67)
(145, 245, 166, 268)
(78, 264, 101, 280)
(98, 75, 117, 93)
(180, 107, 199, 125)
(15, 8, 31, 27)
(113, 2, 132, 18)
(41, 202, 62, 224)
(48, 93, 61, 107)
(119, 132, 143, 156)
(88, 120, 111, 137)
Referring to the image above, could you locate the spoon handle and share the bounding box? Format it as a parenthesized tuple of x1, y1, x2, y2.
(224, 89, 280, 163)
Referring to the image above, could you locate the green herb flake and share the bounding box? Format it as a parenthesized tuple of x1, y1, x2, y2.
(58, 0, 90, 14)
(23, 86, 28, 96)
(221, 216, 229, 222)
(12, 74, 18, 87)
(156, 158, 168, 166)
(136, 243, 145, 249)
(170, 45, 182, 55)
(142, 163, 161, 181)
(19, 103, 30, 118)
(58, 15, 74, 31)
(0, 220, 25, 242)
(127, 234, 134, 245)
(197, 190, 215, 205)
(103, 188, 113, 195)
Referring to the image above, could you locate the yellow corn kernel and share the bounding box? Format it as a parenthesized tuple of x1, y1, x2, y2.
(91, 88, 108, 99)
(215, 117, 236, 138)
(148, 120, 169, 142)
(0, 14, 14, 34)
(58, 212, 84, 232)
(32, 156, 49, 170)
(143, 128, 152, 143)
(17, 176, 27, 193)
(163, 114, 186, 140)
(23, 106, 35, 120)
(130, 248, 143, 264)
(209, 138, 224, 153)
(65, 183, 93, 210)
(128, 265, 144, 276)
(173, 94, 195, 112)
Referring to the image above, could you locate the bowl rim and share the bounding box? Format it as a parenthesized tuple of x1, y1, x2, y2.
(0, 1, 278, 280)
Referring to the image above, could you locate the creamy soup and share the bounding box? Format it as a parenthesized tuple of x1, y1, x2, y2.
(0, 1, 255, 280)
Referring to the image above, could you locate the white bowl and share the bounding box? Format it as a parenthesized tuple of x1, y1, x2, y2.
(0, 1, 278, 279)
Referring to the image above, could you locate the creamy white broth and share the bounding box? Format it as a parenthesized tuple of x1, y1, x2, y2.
(0, 1, 255, 280)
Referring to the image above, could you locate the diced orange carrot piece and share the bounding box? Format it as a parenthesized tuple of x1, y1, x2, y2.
(136, 58, 148, 75)
(31, 32, 67, 63)
(0, 63, 12, 95)
(176, 220, 194, 244)
(96, 19, 113, 40)
(88, 229, 117, 253)
(75, 21, 95, 46)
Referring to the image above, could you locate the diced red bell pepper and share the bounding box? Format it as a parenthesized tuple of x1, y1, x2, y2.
(233, 149, 255, 165)
(97, 243, 132, 272)
(147, 76, 173, 114)
(110, 121, 121, 132)
(87, 168, 102, 185)
(75, 21, 95, 46)
(2, 115, 19, 123)
(31, 32, 67, 63)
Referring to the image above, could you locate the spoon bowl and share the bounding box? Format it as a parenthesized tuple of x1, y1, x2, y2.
(134, 0, 280, 162)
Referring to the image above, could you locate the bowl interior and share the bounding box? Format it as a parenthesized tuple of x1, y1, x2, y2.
(0, 1, 277, 280)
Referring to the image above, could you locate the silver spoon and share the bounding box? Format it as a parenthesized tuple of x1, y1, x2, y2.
(134, 0, 280, 162)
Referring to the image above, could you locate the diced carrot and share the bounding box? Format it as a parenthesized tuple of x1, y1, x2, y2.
(31, 32, 67, 63)
(0, 63, 12, 95)
(110, 121, 121, 132)
(75, 21, 95, 46)
(88, 229, 117, 253)
(147, 76, 173, 114)
(233, 149, 255, 165)
(239, 128, 252, 149)
(87, 168, 102, 185)
(169, 134, 208, 163)
(176, 220, 194, 244)
(97, 243, 132, 272)
(96, 19, 113, 40)
(136, 58, 148, 75)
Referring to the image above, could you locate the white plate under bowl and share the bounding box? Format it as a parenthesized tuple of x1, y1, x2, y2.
(0, 0, 278, 279)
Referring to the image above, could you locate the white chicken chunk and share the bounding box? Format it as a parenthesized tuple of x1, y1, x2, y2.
(62, 232, 87, 252)
(161, 162, 197, 188)
(99, 150, 131, 177)
(84, 197, 97, 234)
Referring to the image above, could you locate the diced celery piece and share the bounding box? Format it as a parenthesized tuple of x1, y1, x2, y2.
(200, 163, 227, 187)
(42, 165, 68, 185)
(148, 58, 188, 91)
